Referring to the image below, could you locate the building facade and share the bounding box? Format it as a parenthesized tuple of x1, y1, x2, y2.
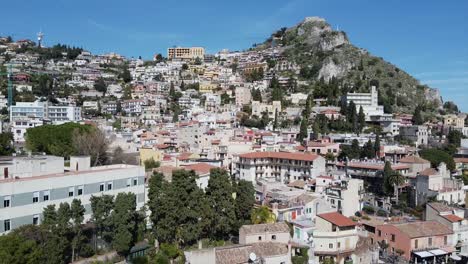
(0, 155, 145, 235)
(236, 151, 326, 183)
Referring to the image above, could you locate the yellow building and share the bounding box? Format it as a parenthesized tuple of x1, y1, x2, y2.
(139, 147, 163, 165)
(443, 114, 465, 128)
(199, 82, 218, 94)
(167, 47, 205, 60)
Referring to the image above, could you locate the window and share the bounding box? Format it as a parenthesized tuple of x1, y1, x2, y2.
(428, 237, 432, 246)
(4, 219, 10, 232)
(258, 236, 262, 241)
(133, 178, 138, 186)
(107, 182, 113, 191)
(444, 236, 448, 245)
(329, 243, 333, 249)
(33, 215, 39, 225)
(100, 183, 105, 192)
(77, 186, 83, 196)
(378, 230, 382, 237)
(3, 196, 11, 208)
(337, 242, 341, 248)
(43, 190, 50, 201)
(272, 235, 277, 240)
(391, 234, 395, 242)
(414, 239, 418, 249)
(33, 192, 39, 203)
(68, 187, 74, 197)
(126, 179, 131, 187)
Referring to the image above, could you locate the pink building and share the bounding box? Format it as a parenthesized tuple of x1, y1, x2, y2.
(365, 221, 453, 262)
(306, 138, 340, 156)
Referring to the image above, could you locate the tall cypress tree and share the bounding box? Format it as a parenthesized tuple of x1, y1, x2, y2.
(358, 106, 366, 133)
(297, 118, 308, 143)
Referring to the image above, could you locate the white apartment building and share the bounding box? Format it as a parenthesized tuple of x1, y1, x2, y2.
(235, 86, 252, 106)
(252, 101, 281, 119)
(122, 99, 145, 115)
(204, 93, 221, 112)
(323, 179, 364, 217)
(11, 119, 43, 143)
(236, 151, 326, 183)
(10, 101, 82, 123)
(345, 86, 384, 121)
(0, 155, 145, 235)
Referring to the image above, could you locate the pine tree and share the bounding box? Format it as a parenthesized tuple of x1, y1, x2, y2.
(361, 140, 375, 159)
(111, 193, 137, 256)
(235, 180, 256, 226)
(90, 195, 114, 249)
(70, 199, 85, 262)
(171, 170, 207, 245)
(205, 168, 237, 240)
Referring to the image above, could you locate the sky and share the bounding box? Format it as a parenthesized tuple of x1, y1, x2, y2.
(1, 0, 467, 111)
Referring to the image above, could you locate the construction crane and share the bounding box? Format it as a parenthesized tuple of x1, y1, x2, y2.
(0, 64, 14, 106)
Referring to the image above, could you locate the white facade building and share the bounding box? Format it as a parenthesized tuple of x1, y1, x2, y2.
(236, 151, 326, 183)
(345, 86, 384, 121)
(10, 101, 81, 123)
(0, 155, 145, 234)
(11, 119, 43, 143)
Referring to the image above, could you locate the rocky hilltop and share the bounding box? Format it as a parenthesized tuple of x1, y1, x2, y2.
(258, 17, 443, 114)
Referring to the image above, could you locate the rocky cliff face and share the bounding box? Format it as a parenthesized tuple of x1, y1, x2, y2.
(263, 17, 444, 113)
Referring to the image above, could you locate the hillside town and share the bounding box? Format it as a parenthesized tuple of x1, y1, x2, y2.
(1, 27, 468, 264)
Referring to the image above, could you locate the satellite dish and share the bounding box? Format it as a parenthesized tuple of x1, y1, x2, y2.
(249, 252, 257, 261)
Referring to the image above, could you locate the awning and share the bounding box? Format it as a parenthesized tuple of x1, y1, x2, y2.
(429, 249, 447, 256)
(413, 251, 433, 258)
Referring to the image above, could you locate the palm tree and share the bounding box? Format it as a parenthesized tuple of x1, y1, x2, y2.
(388, 172, 405, 204)
(251, 206, 276, 224)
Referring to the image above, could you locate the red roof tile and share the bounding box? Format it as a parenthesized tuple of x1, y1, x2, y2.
(183, 163, 217, 175)
(442, 214, 464, 223)
(317, 212, 356, 227)
(239, 151, 320, 162)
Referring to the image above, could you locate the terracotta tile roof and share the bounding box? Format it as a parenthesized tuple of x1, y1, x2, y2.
(399, 155, 430, 164)
(287, 180, 306, 188)
(442, 214, 464, 223)
(454, 158, 468, 163)
(295, 145, 306, 151)
(336, 162, 410, 171)
(428, 202, 454, 213)
(156, 144, 171, 149)
(420, 168, 438, 176)
(239, 151, 320, 162)
(177, 152, 193, 161)
(317, 212, 356, 227)
(394, 221, 453, 238)
(239, 222, 290, 235)
(182, 163, 216, 175)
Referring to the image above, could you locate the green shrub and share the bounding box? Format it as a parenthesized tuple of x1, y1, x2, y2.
(362, 206, 375, 215)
